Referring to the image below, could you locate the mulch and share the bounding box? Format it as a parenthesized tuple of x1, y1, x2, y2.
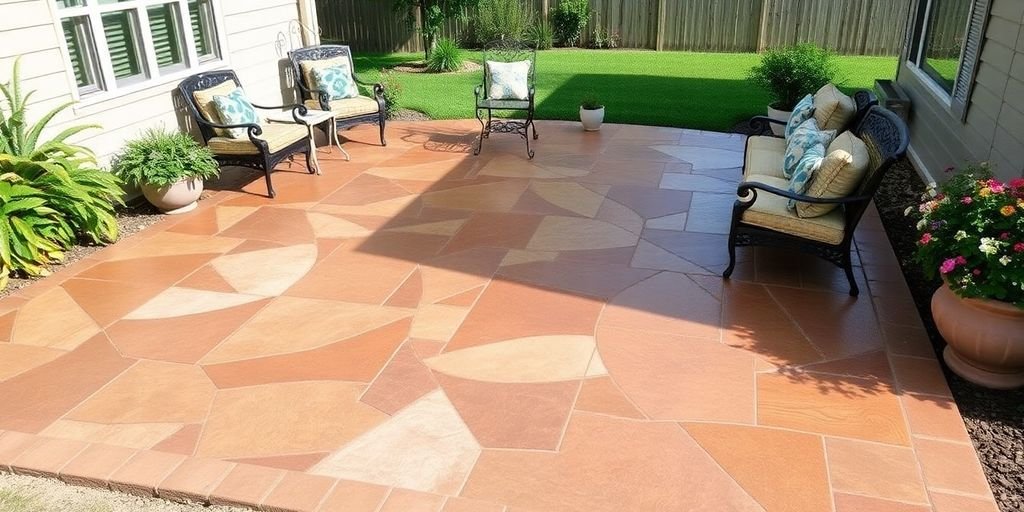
(392, 61, 482, 74)
(873, 160, 1024, 512)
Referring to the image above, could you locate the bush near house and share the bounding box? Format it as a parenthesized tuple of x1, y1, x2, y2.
(0, 60, 123, 289)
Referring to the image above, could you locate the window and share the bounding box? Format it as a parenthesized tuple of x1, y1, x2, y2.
(54, 0, 224, 97)
(906, 0, 991, 119)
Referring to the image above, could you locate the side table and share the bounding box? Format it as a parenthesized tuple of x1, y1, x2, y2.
(266, 109, 350, 174)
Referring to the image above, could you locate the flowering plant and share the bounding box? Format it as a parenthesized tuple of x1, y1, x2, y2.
(909, 164, 1024, 308)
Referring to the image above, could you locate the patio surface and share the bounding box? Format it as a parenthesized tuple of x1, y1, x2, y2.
(0, 121, 998, 512)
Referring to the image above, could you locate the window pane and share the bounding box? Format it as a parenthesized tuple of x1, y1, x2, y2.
(188, 0, 220, 62)
(148, 3, 186, 70)
(921, 0, 971, 93)
(54, 0, 85, 8)
(102, 10, 147, 83)
(61, 16, 101, 91)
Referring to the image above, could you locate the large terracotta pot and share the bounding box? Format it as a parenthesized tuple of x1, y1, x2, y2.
(141, 177, 203, 215)
(766, 105, 791, 136)
(932, 282, 1024, 389)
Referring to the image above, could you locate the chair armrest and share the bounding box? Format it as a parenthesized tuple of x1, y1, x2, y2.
(354, 73, 385, 98)
(738, 181, 873, 206)
(746, 116, 786, 138)
(194, 115, 264, 137)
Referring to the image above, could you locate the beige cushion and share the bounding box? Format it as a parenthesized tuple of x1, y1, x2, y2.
(743, 136, 786, 179)
(813, 84, 856, 132)
(304, 96, 380, 118)
(192, 80, 237, 136)
(300, 57, 350, 97)
(207, 123, 308, 155)
(797, 132, 871, 218)
(740, 175, 846, 245)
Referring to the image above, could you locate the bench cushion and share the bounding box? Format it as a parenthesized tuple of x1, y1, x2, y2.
(192, 80, 236, 136)
(797, 131, 871, 218)
(744, 136, 786, 179)
(813, 84, 856, 132)
(740, 175, 846, 245)
(207, 123, 308, 155)
(304, 95, 380, 118)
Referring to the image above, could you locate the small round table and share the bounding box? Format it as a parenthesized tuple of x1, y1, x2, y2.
(267, 109, 350, 174)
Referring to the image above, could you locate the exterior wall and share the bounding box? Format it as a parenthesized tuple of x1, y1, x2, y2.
(897, 0, 1024, 183)
(0, 0, 316, 164)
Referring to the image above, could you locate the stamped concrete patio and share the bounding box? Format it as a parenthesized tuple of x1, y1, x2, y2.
(0, 121, 998, 511)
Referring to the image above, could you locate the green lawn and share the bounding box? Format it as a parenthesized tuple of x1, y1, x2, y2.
(353, 50, 898, 132)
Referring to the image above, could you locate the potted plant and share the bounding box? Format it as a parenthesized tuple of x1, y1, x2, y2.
(580, 94, 605, 131)
(910, 165, 1024, 389)
(748, 44, 837, 135)
(112, 128, 219, 214)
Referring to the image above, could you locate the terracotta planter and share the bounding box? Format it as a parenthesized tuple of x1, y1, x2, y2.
(141, 177, 203, 215)
(580, 106, 605, 131)
(766, 105, 791, 136)
(932, 282, 1024, 389)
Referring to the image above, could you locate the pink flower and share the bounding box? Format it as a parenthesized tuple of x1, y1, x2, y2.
(1015, 242, 1024, 253)
(940, 259, 958, 274)
(988, 180, 1006, 194)
(1000, 232, 1012, 240)
(973, 268, 983, 276)
(920, 233, 933, 245)
(956, 256, 967, 265)
(1011, 178, 1024, 190)
(961, 196, 973, 205)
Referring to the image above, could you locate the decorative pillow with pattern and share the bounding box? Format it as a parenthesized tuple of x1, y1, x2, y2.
(487, 60, 531, 100)
(785, 94, 815, 139)
(782, 118, 835, 179)
(211, 88, 260, 138)
(312, 64, 359, 101)
(787, 142, 826, 211)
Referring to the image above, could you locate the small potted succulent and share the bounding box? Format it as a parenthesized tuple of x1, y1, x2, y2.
(910, 164, 1024, 389)
(579, 94, 605, 131)
(748, 44, 837, 135)
(113, 128, 219, 214)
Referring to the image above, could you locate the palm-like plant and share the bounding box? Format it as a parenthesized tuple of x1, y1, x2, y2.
(0, 59, 123, 288)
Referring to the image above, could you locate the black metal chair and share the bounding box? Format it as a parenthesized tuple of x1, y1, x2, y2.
(288, 44, 387, 146)
(474, 40, 538, 159)
(723, 106, 910, 296)
(178, 70, 312, 198)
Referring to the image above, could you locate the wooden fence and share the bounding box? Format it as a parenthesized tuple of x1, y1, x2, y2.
(316, 0, 916, 55)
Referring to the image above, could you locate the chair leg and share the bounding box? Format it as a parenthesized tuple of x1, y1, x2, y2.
(305, 148, 316, 175)
(474, 108, 487, 156)
(525, 129, 535, 159)
(723, 234, 737, 278)
(844, 257, 860, 297)
(264, 170, 276, 198)
(531, 118, 539, 140)
(379, 114, 387, 146)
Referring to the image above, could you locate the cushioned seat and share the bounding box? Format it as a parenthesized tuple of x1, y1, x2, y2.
(477, 98, 531, 110)
(303, 95, 380, 118)
(207, 123, 309, 155)
(739, 175, 846, 245)
(743, 136, 787, 179)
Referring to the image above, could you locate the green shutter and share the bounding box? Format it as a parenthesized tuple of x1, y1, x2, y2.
(148, 4, 184, 69)
(188, 0, 218, 59)
(62, 18, 90, 87)
(102, 11, 143, 80)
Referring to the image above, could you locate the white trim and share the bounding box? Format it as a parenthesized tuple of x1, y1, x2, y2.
(908, 64, 955, 109)
(52, 0, 230, 106)
(907, 143, 939, 186)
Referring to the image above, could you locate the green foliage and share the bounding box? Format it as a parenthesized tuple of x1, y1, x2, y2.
(911, 165, 1024, 308)
(580, 93, 602, 110)
(379, 69, 404, 119)
(550, 0, 590, 48)
(526, 19, 553, 50)
(473, 0, 532, 44)
(393, 0, 481, 58)
(588, 12, 617, 49)
(112, 128, 219, 188)
(0, 58, 123, 288)
(426, 37, 464, 72)
(747, 44, 839, 111)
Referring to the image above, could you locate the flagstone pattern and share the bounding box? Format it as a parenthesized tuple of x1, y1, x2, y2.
(0, 121, 995, 512)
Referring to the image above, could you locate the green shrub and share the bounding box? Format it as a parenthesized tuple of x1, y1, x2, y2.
(580, 93, 602, 110)
(112, 128, 219, 188)
(426, 37, 464, 72)
(526, 19, 553, 50)
(379, 69, 403, 119)
(551, 0, 590, 47)
(747, 43, 839, 111)
(0, 59, 123, 287)
(474, 0, 533, 44)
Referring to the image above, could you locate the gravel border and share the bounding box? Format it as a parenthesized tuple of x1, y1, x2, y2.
(873, 160, 1024, 512)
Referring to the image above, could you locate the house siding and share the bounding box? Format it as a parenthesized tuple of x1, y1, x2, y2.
(0, 0, 313, 163)
(897, 0, 1024, 183)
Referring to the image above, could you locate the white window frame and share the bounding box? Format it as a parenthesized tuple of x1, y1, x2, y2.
(51, 0, 230, 106)
(908, 0, 970, 101)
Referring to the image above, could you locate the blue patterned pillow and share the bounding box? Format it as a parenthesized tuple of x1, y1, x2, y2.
(212, 88, 260, 138)
(787, 143, 826, 210)
(785, 94, 814, 139)
(312, 64, 358, 101)
(783, 118, 835, 179)
(487, 60, 531, 100)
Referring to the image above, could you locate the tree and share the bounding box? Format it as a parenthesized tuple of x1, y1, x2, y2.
(392, 0, 479, 59)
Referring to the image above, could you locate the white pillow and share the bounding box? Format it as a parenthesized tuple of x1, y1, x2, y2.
(487, 60, 531, 100)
